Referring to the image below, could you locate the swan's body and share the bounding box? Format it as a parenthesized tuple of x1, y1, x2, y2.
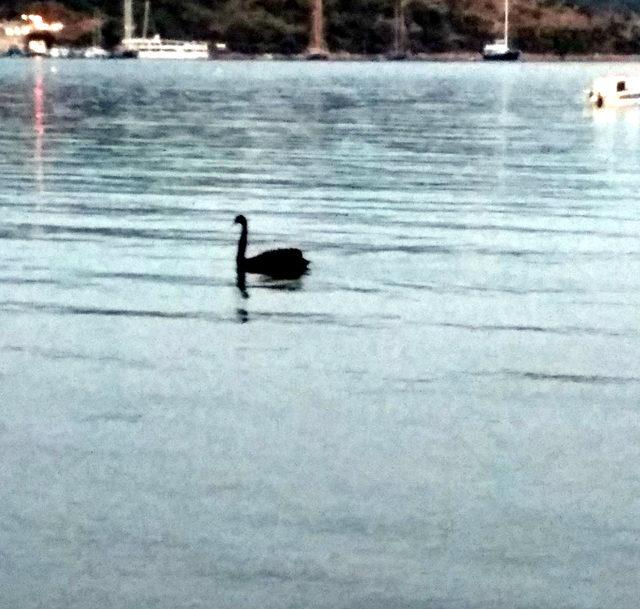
(235, 215, 309, 279)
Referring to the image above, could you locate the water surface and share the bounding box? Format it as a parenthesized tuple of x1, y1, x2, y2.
(1, 58, 639, 609)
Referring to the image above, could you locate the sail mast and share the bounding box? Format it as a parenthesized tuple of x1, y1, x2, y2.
(394, 0, 400, 55)
(142, 0, 150, 39)
(123, 0, 134, 40)
(308, 0, 327, 54)
(393, 0, 407, 56)
(92, 8, 102, 46)
(504, 0, 509, 46)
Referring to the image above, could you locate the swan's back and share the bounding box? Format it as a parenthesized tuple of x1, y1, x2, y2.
(244, 248, 309, 278)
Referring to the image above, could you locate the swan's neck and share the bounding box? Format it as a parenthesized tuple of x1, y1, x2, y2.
(236, 224, 248, 264)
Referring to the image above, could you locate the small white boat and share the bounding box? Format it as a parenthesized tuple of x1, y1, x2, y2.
(483, 39, 520, 61)
(49, 46, 70, 58)
(587, 74, 640, 108)
(83, 46, 109, 59)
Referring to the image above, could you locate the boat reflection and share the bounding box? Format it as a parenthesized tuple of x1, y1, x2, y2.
(588, 103, 640, 160)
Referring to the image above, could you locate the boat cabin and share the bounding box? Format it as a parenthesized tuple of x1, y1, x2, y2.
(484, 39, 509, 55)
(122, 35, 209, 59)
(482, 38, 520, 61)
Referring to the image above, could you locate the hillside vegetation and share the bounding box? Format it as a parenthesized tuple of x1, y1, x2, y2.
(2, 0, 640, 55)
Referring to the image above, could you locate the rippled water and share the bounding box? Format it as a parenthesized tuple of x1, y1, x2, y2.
(1, 58, 640, 608)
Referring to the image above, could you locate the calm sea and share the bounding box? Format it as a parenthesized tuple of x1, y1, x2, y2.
(1, 58, 639, 609)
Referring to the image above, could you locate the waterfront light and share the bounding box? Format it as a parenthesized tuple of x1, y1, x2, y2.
(20, 14, 64, 33)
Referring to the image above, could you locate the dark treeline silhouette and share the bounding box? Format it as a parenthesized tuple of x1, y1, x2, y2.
(3, 0, 640, 54)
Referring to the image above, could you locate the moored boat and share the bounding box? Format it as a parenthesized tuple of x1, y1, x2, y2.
(120, 0, 209, 59)
(482, 0, 520, 61)
(122, 35, 209, 59)
(587, 74, 640, 108)
(482, 40, 520, 61)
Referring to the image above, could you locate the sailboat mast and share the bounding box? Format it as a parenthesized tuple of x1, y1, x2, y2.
(504, 0, 509, 47)
(92, 8, 102, 47)
(394, 0, 400, 54)
(309, 0, 327, 53)
(142, 0, 150, 39)
(393, 0, 408, 56)
(123, 0, 134, 40)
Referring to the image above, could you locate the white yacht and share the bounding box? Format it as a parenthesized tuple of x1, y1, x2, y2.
(122, 35, 208, 59)
(483, 0, 520, 61)
(587, 74, 640, 108)
(120, 0, 209, 59)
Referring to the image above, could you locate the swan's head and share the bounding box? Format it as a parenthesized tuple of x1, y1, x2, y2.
(234, 214, 247, 227)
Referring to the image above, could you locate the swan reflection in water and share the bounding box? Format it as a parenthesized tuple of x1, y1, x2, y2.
(236, 270, 304, 295)
(236, 268, 249, 299)
(235, 269, 306, 322)
(236, 307, 249, 324)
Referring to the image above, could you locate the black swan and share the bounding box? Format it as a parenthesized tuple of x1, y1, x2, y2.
(234, 215, 309, 279)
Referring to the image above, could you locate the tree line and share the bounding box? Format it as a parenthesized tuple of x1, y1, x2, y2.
(3, 0, 640, 55)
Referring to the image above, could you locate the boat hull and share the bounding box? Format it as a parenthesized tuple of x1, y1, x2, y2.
(109, 49, 138, 59)
(306, 48, 329, 60)
(588, 92, 640, 108)
(386, 52, 408, 61)
(135, 50, 208, 59)
(587, 75, 640, 108)
(482, 50, 520, 61)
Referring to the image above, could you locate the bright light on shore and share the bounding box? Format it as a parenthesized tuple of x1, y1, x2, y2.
(2, 14, 64, 43)
(20, 14, 64, 33)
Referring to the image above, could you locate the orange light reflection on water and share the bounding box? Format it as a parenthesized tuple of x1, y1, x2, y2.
(33, 60, 44, 191)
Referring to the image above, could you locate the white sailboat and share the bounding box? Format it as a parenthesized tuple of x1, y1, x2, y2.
(482, 0, 520, 61)
(121, 0, 209, 59)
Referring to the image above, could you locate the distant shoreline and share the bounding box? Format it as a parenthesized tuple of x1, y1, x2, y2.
(214, 51, 640, 63)
(4, 50, 639, 63)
